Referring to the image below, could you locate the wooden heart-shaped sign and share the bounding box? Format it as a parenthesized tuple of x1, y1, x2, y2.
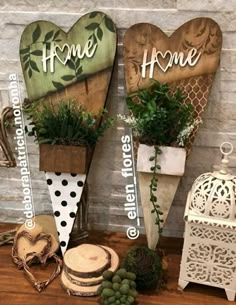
(123, 18, 222, 144)
(20, 11, 117, 114)
(19, 12, 117, 255)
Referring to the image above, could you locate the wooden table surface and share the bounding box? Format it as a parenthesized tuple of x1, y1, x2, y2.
(0, 223, 233, 305)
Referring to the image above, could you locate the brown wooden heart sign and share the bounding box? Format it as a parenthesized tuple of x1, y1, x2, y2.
(123, 18, 222, 145)
(123, 18, 222, 250)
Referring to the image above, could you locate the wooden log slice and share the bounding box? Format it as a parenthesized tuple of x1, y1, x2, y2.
(64, 245, 120, 286)
(61, 270, 100, 296)
(63, 244, 111, 278)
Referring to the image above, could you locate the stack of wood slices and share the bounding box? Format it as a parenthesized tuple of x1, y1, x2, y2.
(61, 244, 119, 296)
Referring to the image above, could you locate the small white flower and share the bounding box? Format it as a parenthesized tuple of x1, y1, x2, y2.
(177, 118, 202, 147)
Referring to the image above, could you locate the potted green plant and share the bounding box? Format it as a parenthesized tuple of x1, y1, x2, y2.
(25, 99, 113, 174)
(24, 98, 113, 254)
(119, 80, 201, 249)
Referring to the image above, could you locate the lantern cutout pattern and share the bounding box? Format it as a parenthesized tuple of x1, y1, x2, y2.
(178, 142, 236, 301)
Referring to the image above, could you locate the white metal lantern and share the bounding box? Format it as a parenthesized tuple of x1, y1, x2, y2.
(178, 142, 236, 301)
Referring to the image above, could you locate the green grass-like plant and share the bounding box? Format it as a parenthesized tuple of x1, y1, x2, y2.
(24, 99, 113, 147)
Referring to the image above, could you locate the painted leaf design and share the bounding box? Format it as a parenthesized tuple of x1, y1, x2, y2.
(44, 30, 54, 42)
(28, 69, 32, 78)
(23, 54, 29, 63)
(31, 50, 43, 56)
(30, 60, 40, 72)
(85, 22, 99, 31)
(53, 30, 60, 40)
(89, 12, 98, 18)
(24, 61, 30, 71)
(97, 27, 103, 41)
(61, 75, 75, 81)
(104, 16, 115, 33)
(67, 60, 75, 70)
(52, 81, 64, 90)
(75, 57, 80, 68)
(92, 34, 97, 44)
(77, 66, 83, 75)
(32, 24, 41, 43)
(20, 47, 30, 54)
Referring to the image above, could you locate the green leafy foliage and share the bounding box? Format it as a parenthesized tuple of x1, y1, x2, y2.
(85, 13, 116, 48)
(125, 80, 195, 244)
(89, 11, 98, 18)
(149, 146, 163, 236)
(24, 99, 113, 147)
(52, 81, 64, 90)
(59, 54, 83, 85)
(104, 16, 116, 33)
(123, 247, 162, 290)
(85, 22, 100, 31)
(99, 268, 138, 305)
(32, 24, 41, 43)
(20, 24, 62, 79)
(126, 79, 194, 146)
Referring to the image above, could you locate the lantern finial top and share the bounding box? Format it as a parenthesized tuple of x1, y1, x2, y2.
(219, 142, 233, 175)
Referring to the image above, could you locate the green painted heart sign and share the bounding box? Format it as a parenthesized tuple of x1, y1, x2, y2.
(20, 11, 117, 102)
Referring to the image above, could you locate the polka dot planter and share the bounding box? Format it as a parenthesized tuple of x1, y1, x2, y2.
(46, 171, 86, 255)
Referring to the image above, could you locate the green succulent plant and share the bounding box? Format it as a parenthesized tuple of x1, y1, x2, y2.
(98, 268, 138, 305)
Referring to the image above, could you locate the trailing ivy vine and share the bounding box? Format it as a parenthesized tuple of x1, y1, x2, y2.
(149, 146, 163, 238)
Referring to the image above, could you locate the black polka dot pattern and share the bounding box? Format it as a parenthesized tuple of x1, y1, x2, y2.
(47, 179, 52, 185)
(70, 191, 76, 198)
(57, 231, 60, 236)
(55, 190, 61, 197)
(61, 200, 67, 207)
(61, 221, 67, 227)
(62, 179, 68, 186)
(46, 172, 86, 254)
(77, 181, 84, 187)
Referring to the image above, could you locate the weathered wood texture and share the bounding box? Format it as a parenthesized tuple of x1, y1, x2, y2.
(39, 144, 90, 174)
(0, 223, 232, 305)
(0, 1, 236, 238)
